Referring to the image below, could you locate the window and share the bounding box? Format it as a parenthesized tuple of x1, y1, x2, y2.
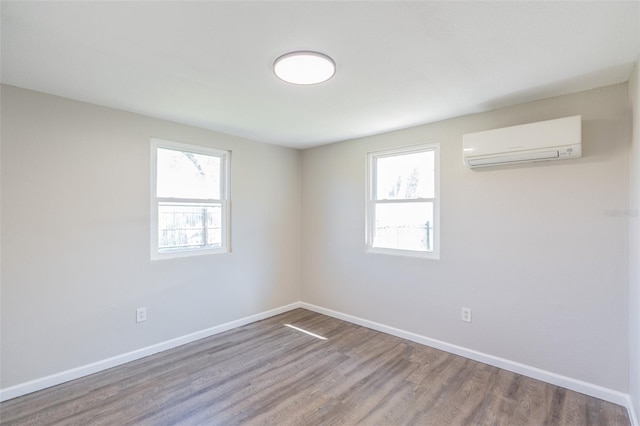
(151, 139, 230, 259)
(366, 143, 439, 259)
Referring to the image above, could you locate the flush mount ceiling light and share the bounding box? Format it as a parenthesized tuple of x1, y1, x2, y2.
(273, 51, 336, 85)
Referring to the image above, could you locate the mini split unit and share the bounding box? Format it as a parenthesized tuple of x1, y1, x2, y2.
(463, 115, 582, 168)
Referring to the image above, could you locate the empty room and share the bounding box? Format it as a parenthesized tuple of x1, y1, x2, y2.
(1, 1, 640, 425)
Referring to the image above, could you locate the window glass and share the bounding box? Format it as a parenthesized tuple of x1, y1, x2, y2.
(376, 151, 434, 200)
(158, 203, 222, 250)
(156, 148, 221, 199)
(373, 202, 434, 252)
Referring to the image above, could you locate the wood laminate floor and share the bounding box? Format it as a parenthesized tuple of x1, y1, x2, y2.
(0, 309, 630, 425)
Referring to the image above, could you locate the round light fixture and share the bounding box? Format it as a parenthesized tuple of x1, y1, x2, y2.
(273, 51, 335, 85)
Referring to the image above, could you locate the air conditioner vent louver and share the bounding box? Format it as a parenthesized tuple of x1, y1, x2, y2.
(463, 116, 581, 169)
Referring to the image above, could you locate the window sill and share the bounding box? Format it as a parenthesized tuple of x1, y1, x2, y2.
(151, 247, 230, 261)
(366, 247, 440, 260)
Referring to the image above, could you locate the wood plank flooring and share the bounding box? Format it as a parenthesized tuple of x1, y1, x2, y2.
(0, 309, 630, 425)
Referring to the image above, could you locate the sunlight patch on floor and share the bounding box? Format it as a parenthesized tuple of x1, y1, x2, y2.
(284, 324, 328, 340)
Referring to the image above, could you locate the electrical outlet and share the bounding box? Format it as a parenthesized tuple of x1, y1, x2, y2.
(136, 307, 147, 323)
(461, 307, 472, 323)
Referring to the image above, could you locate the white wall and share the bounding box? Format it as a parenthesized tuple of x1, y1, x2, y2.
(302, 84, 630, 392)
(0, 85, 302, 388)
(629, 61, 640, 422)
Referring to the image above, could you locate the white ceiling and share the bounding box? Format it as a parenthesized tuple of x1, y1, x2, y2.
(2, 1, 639, 149)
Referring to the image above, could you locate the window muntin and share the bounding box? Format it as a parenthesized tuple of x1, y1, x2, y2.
(366, 144, 439, 258)
(151, 139, 230, 259)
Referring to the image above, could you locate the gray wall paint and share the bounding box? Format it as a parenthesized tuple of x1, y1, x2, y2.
(301, 84, 629, 392)
(629, 62, 640, 420)
(1, 81, 633, 397)
(0, 85, 302, 388)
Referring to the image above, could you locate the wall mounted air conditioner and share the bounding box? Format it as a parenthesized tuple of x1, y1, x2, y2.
(463, 115, 582, 168)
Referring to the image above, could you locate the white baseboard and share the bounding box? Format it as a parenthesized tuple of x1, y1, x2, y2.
(628, 396, 639, 426)
(2, 300, 637, 426)
(0, 302, 302, 402)
(299, 302, 637, 424)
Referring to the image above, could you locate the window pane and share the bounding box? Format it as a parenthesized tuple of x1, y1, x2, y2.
(373, 202, 433, 252)
(157, 148, 221, 199)
(376, 151, 434, 200)
(158, 203, 221, 251)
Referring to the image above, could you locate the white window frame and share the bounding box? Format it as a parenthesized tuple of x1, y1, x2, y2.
(365, 143, 440, 259)
(150, 138, 230, 260)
